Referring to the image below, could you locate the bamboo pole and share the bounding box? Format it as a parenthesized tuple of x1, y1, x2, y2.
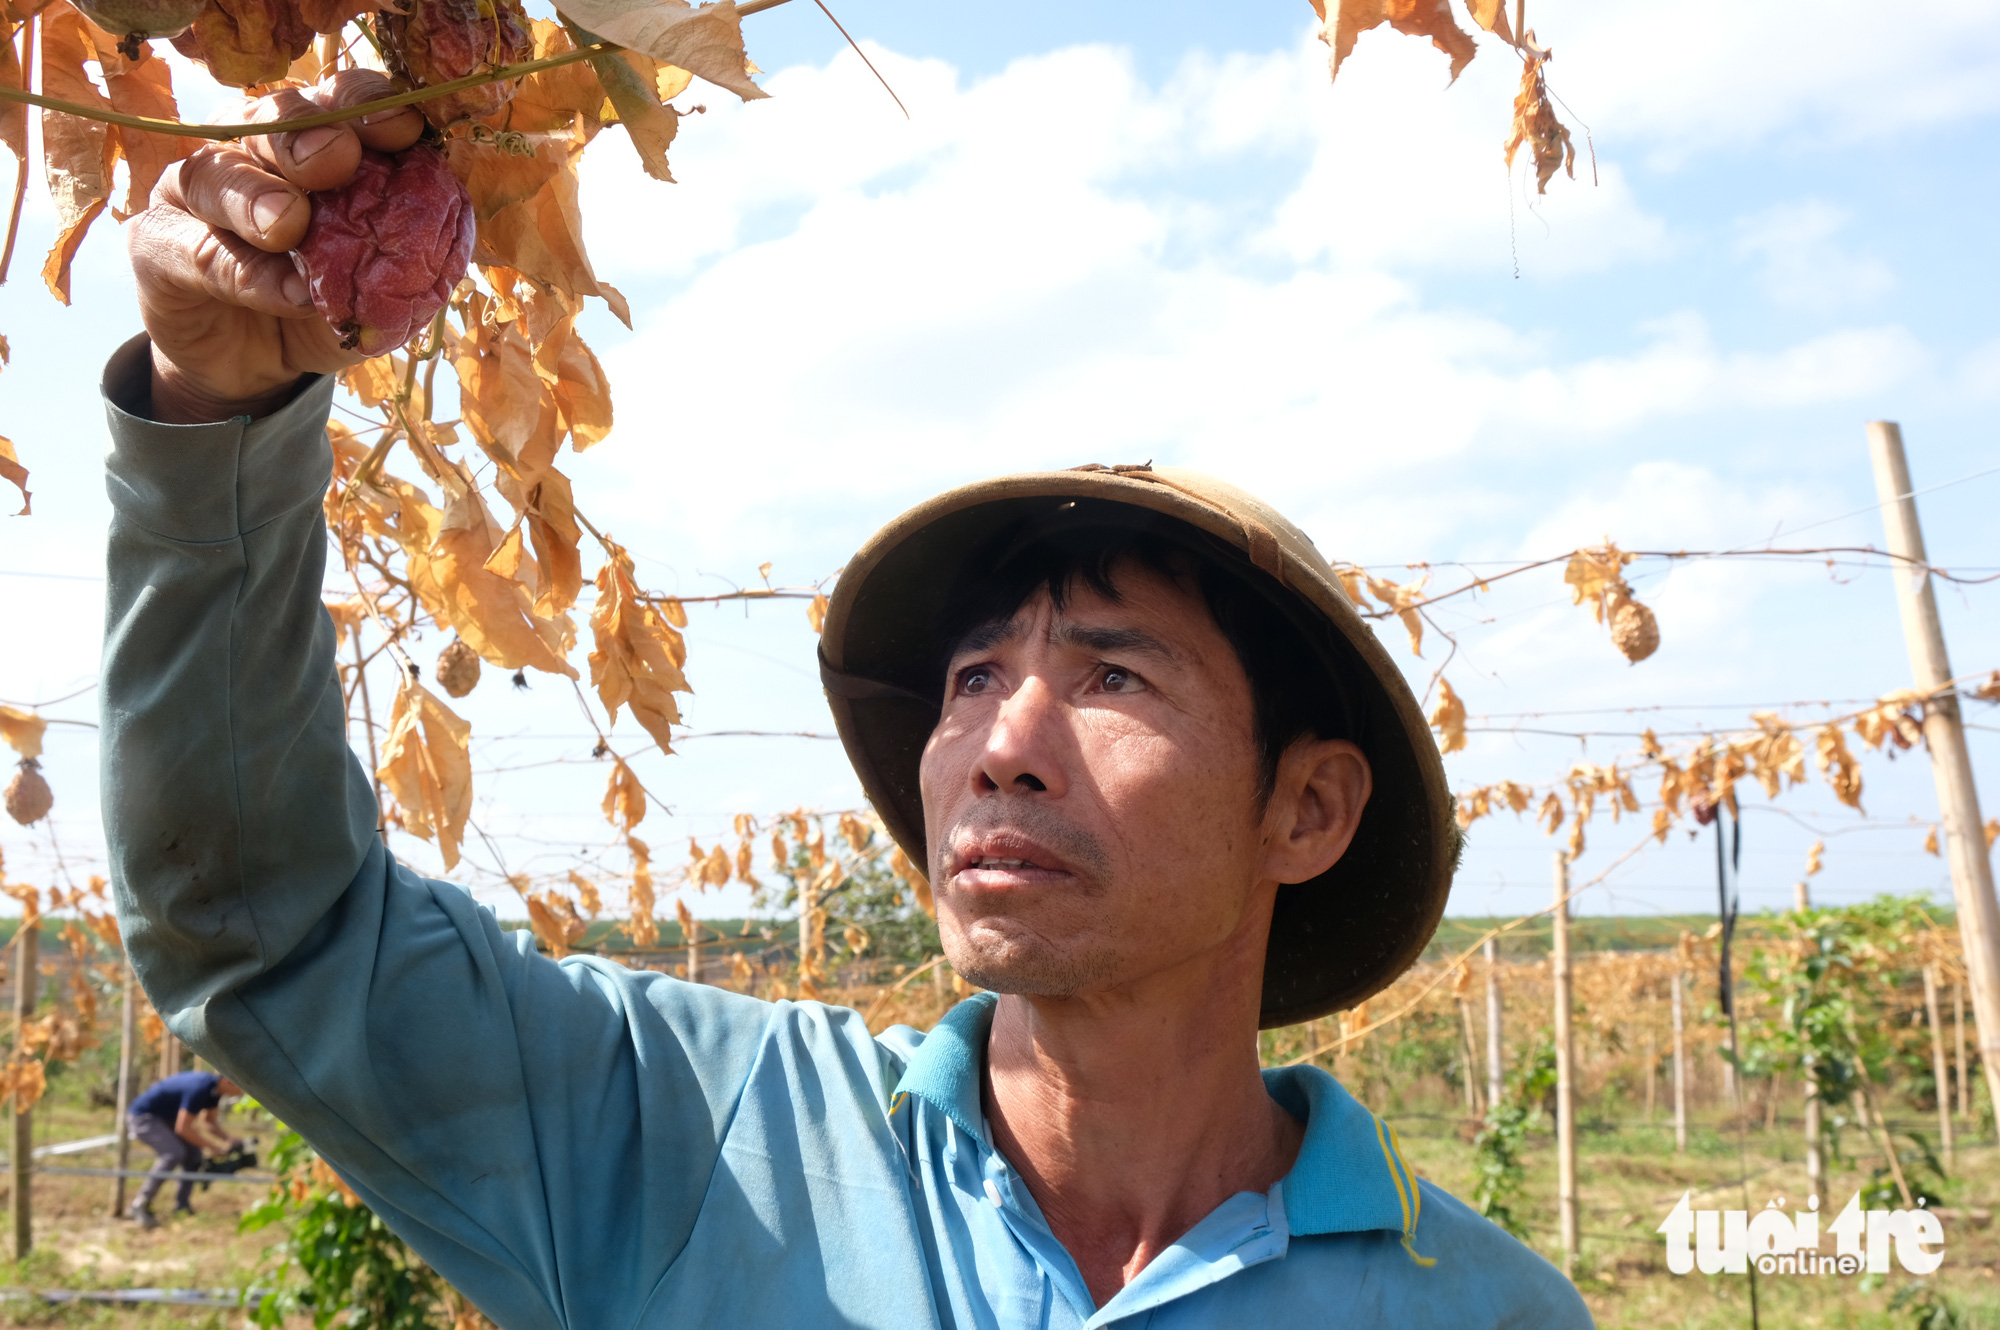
(1924, 963, 1955, 1168)
(1868, 421, 2000, 1120)
(1484, 938, 1504, 1112)
(11, 923, 34, 1259)
(109, 961, 136, 1217)
(1552, 853, 1578, 1276)
(1671, 967, 1688, 1153)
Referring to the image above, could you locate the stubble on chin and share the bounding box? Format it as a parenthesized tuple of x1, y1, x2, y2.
(945, 917, 1121, 998)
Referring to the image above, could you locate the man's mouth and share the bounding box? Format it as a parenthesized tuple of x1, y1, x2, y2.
(971, 856, 1041, 871)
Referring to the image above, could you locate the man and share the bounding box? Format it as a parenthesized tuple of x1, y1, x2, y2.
(124, 1068, 243, 1228)
(103, 73, 1589, 1328)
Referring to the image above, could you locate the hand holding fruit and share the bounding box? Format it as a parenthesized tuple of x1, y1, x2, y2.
(126, 70, 473, 424)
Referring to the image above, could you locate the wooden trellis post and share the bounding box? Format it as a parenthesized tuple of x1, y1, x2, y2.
(11, 923, 35, 1259)
(109, 961, 137, 1216)
(1924, 963, 1955, 1168)
(1456, 994, 1482, 1115)
(1484, 938, 1504, 1111)
(1552, 854, 1578, 1276)
(1644, 1028, 1657, 1121)
(1955, 981, 1970, 1123)
(1671, 967, 1688, 1154)
(1869, 421, 2000, 1121)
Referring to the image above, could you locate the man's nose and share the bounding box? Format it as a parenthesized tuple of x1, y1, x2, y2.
(972, 676, 1069, 798)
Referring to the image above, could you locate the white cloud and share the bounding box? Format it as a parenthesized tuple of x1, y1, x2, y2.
(1734, 201, 1896, 310)
(578, 34, 1944, 575)
(1542, 0, 2000, 160)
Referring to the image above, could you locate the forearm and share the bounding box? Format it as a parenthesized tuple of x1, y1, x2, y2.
(100, 331, 376, 1017)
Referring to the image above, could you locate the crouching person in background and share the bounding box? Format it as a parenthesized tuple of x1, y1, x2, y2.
(125, 1069, 243, 1229)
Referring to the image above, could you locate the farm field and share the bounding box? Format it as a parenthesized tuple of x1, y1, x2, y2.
(0, 1045, 1995, 1329)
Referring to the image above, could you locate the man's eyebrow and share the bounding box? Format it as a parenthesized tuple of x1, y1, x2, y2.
(1052, 623, 1179, 661)
(950, 618, 1023, 658)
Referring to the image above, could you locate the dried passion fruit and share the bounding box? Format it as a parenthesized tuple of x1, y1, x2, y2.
(5, 759, 51, 827)
(170, 0, 314, 87)
(294, 146, 475, 357)
(75, 0, 208, 58)
(435, 638, 482, 698)
(379, 0, 535, 128)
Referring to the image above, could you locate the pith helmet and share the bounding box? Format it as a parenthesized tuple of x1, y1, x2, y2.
(819, 464, 1456, 1027)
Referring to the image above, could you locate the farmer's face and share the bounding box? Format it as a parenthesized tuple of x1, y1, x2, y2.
(920, 563, 1363, 1000)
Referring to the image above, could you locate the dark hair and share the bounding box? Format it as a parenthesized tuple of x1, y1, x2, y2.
(934, 505, 1357, 807)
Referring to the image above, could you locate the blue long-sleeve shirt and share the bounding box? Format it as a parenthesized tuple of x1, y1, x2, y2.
(98, 334, 1592, 1328)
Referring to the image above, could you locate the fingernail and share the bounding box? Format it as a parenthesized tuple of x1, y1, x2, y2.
(252, 191, 299, 236)
(289, 126, 342, 164)
(282, 272, 311, 306)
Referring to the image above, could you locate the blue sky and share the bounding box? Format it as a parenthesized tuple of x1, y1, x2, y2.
(2, 0, 1998, 927)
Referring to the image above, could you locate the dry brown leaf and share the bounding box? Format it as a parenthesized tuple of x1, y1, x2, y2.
(1986, 818, 1998, 851)
(1815, 723, 1864, 812)
(85, 30, 191, 217)
(546, 328, 614, 450)
(0, 434, 26, 516)
(568, 870, 603, 916)
(806, 593, 829, 634)
(528, 890, 586, 957)
(601, 756, 645, 831)
(1923, 824, 1940, 857)
(1311, 0, 1479, 84)
(470, 134, 631, 327)
(588, 534, 691, 754)
(588, 44, 680, 182)
(888, 845, 931, 917)
(1536, 790, 1562, 835)
(0, 1058, 46, 1113)
(1804, 839, 1824, 877)
(1364, 572, 1428, 655)
(375, 677, 472, 870)
(675, 894, 697, 942)
(838, 811, 871, 855)
(411, 464, 580, 676)
(1504, 51, 1574, 195)
(1463, 0, 1513, 42)
(0, 19, 27, 165)
(626, 833, 657, 946)
(1855, 690, 1925, 751)
(39, 2, 118, 303)
(1427, 677, 1466, 754)
(734, 837, 756, 884)
(555, 0, 766, 102)
(0, 705, 45, 760)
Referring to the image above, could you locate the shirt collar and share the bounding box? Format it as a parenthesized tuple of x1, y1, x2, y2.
(892, 993, 1426, 1246)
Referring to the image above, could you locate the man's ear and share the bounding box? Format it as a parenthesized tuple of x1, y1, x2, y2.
(1259, 739, 1372, 886)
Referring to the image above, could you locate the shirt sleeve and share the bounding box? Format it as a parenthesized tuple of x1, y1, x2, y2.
(99, 334, 778, 1330)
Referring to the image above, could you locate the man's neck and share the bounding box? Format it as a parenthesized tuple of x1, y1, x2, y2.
(981, 962, 1304, 1309)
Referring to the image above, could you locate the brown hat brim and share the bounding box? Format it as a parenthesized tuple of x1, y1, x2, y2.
(819, 465, 1457, 1027)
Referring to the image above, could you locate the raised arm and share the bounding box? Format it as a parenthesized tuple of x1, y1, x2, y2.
(104, 75, 781, 1329)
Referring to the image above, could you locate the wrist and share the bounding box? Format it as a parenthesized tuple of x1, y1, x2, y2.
(148, 346, 305, 425)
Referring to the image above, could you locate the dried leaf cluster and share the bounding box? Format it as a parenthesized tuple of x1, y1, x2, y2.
(1309, 0, 1581, 195)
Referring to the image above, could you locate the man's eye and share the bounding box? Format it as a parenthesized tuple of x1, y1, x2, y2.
(958, 668, 993, 695)
(1101, 668, 1137, 692)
